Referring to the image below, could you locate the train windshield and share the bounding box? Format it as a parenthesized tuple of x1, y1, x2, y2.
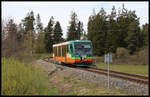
(74, 42, 92, 57)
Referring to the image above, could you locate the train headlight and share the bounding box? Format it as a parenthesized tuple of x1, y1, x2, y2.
(82, 56, 87, 61)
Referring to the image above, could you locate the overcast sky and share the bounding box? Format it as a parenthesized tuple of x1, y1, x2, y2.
(2, 1, 149, 38)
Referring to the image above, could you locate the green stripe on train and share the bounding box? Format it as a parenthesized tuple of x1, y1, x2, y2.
(70, 57, 93, 59)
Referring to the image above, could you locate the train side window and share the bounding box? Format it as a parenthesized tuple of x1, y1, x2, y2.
(61, 46, 64, 57)
(60, 46, 61, 57)
(59, 46, 60, 57)
(62, 46, 65, 57)
(70, 44, 73, 55)
(64, 45, 66, 56)
(59, 46, 61, 57)
(61, 46, 62, 57)
(54, 47, 56, 57)
(66, 45, 68, 53)
(57, 47, 58, 57)
(53, 47, 54, 56)
(57, 46, 59, 57)
(64, 46, 66, 57)
(55, 47, 57, 57)
(56, 47, 57, 57)
(62, 46, 64, 57)
(57, 47, 59, 57)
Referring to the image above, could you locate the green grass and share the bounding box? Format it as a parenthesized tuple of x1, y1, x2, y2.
(96, 63, 148, 77)
(2, 57, 58, 95)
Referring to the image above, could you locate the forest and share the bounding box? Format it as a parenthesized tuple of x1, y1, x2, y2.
(2, 4, 148, 61)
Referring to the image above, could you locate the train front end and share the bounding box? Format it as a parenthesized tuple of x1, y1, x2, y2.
(69, 40, 93, 67)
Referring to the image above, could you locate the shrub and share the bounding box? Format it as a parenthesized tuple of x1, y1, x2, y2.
(116, 47, 129, 59)
(2, 57, 57, 95)
(137, 47, 148, 65)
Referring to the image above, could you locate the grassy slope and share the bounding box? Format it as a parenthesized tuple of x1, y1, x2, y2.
(96, 63, 148, 77)
(2, 58, 58, 95)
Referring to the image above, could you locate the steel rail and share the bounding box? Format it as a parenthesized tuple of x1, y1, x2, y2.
(77, 67, 148, 85)
(42, 57, 149, 85)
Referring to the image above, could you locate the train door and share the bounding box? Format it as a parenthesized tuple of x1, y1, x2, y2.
(65, 45, 68, 63)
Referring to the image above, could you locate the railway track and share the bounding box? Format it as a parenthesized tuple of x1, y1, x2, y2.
(78, 67, 149, 85)
(42, 57, 149, 85)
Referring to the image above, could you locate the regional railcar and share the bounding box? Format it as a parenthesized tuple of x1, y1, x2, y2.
(52, 40, 93, 67)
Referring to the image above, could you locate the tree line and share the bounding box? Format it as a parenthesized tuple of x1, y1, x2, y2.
(2, 4, 148, 59)
(87, 4, 148, 56)
(2, 10, 84, 58)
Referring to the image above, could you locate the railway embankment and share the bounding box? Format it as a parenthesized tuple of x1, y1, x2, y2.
(35, 59, 148, 95)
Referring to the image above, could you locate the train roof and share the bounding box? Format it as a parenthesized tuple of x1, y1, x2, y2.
(69, 40, 91, 42)
(53, 40, 91, 47)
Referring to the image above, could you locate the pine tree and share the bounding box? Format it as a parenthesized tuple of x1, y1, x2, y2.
(89, 8, 108, 56)
(22, 11, 35, 34)
(117, 4, 129, 48)
(22, 11, 35, 54)
(76, 21, 84, 40)
(53, 21, 63, 44)
(141, 23, 148, 47)
(67, 11, 78, 40)
(105, 6, 118, 53)
(36, 13, 43, 33)
(86, 4, 143, 56)
(35, 13, 45, 53)
(44, 16, 54, 53)
(87, 17, 93, 41)
(87, 10, 96, 41)
(125, 20, 140, 54)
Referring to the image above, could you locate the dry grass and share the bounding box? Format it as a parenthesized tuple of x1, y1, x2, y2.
(94, 47, 148, 76)
(94, 47, 148, 65)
